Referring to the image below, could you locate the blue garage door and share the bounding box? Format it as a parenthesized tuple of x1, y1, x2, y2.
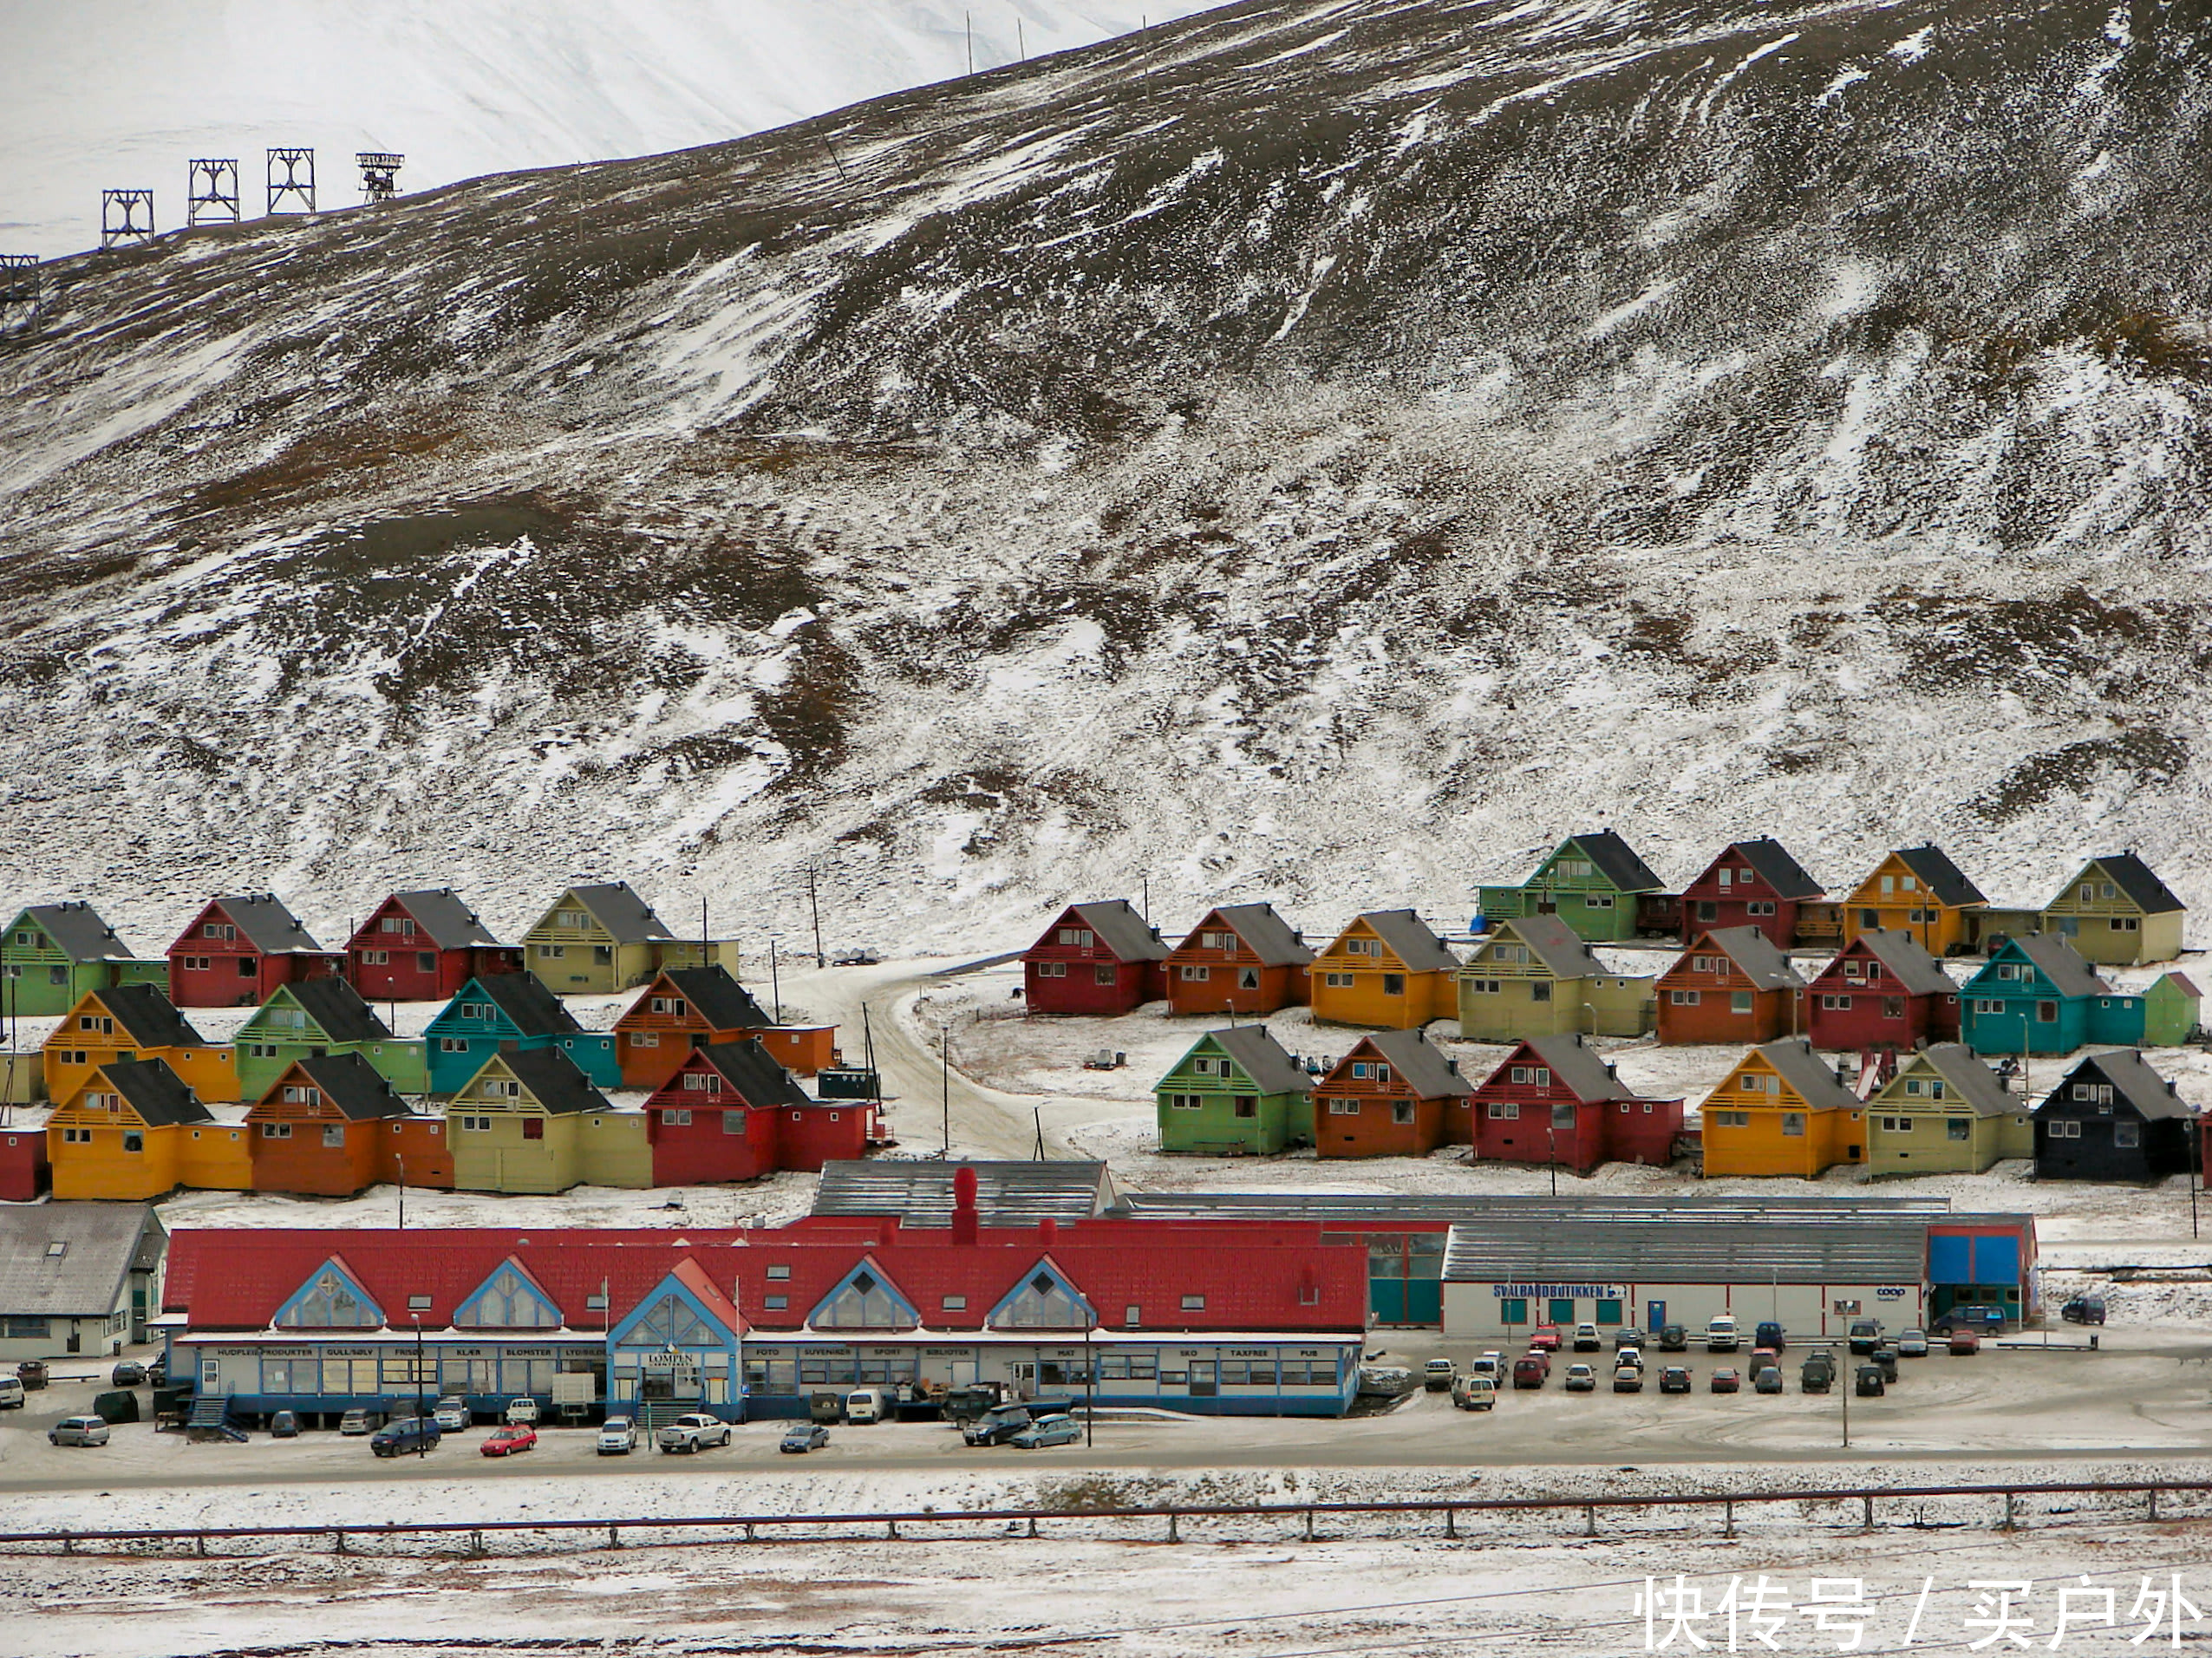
(1928, 1235, 1972, 1283)
(1973, 1234, 2020, 1285)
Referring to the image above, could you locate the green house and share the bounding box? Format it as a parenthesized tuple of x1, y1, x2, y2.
(2, 904, 163, 1018)
(237, 979, 428, 1100)
(1476, 831, 1666, 943)
(1863, 1043, 2032, 1177)
(1457, 916, 1655, 1041)
(2144, 973, 2202, 1048)
(1156, 1026, 1315, 1156)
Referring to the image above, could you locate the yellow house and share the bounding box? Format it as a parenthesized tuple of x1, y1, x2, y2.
(1457, 916, 1656, 1041)
(1840, 846, 1987, 956)
(1864, 1044, 2033, 1177)
(1699, 1036, 1866, 1179)
(2038, 853, 2188, 966)
(42, 983, 240, 1106)
(47, 1057, 250, 1200)
(1309, 911, 1461, 1028)
(447, 1048, 649, 1194)
(522, 882, 682, 994)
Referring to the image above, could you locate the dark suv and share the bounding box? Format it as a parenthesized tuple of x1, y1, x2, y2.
(1754, 1322, 1785, 1352)
(1932, 1304, 2007, 1335)
(2060, 1295, 2106, 1326)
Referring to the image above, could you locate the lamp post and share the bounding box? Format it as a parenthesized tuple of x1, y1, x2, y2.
(769, 937, 783, 1024)
(1084, 1321, 1095, 1447)
(412, 1313, 427, 1455)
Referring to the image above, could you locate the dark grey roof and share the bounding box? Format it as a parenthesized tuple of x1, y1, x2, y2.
(1354, 1029, 1472, 1098)
(98, 982, 209, 1049)
(2043, 1049, 2192, 1122)
(552, 882, 676, 943)
(1444, 1216, 1926, 1286)
(1686, 926, 1804, 991)
(0, 1204, 164, 1317)
(653, 966, 772, 1030)
(474, 972, 584, 1038)
(1832, 930, 1955, 997)
(1884, 1044, 2014, 1119)
(282, 1051, 413, 1120)
(812, 1160, 1116, 1226)
(1346, 911, 1460, 973)
(1752, 1036, 1861, 1113)
(1993, 934, 2108, 1000)
(1498, 1035, 1648, 1104)
(2079, 854, 2186, 917)
(383, 889, 505, 950)
(277, 978, 393, 1045)
(502, 1048, 613, 1116)
(1894, 846, 1987, 909)
(1179, 904, 1315, 967)
(100, 1056, 214, 1126)
(1468, 916, 1603, 980)
(209, 894, 326, 954)
(1067, 901, 1170, 963)
(694, 1038, 812, 1108)
(13, 904, 136, 963)
(1205, 1026, 1315, 1097)
(1565, 830, 1665, 894)
(1111, 1191, 1954, 1224)
(1715, 838, 1824, 900)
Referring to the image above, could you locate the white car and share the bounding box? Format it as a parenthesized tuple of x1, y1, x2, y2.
(656, 1412, 733, 1453)
(432, 1396, 471, 1432)
(597, 1415, 639, 1455)
(49, 1415, 110, 1446)
(503, 1396, 539, 1425)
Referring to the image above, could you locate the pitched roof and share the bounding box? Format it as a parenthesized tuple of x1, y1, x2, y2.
(275, 1052, 414, 1120)
(1341, 910, 1460, 973)
(95, 982, 209, 1049)
(810, 1160, 1116, 1227)
(380, 890, 505, 950)
(501, 1048, 614, 1115)
(277, 977, 394, 1045)
(98, 1056, 215, 1126)
(1184, 903, 1314, 967)
(1504, 1035, 1648, 1104)
(2045, 1049, 2192, 1122)
(1749, 1037, 1860, 1113)
(207, 894, 326, 954)
(1563, 829, 1664, 894)
(0, 1203, 163, 1316)
(1989, 934, 2108, 1000)
(472, 972, 584, 1037)
(1893, 845, 1987, 909)
(1903, 1044, 2017, 1119)
(2158, 972, 2202, 999)
(1833, 929, 1956, 997)
(1205, 1026, 1315, 1096)
(558, 882, 676, 943)
(12, 903, 136, 963)
(1680, 926, 1804, 991)
(648, 966, 772, 1030)
(2080, 853, 2186, 917)
(1347, 1030, 1472, 1098)
(685, 1039, 812, 1109)
(1474, 915, 1604, 980)
(1066, 901, 1170, 963)
(1700, 838, 1824, 900)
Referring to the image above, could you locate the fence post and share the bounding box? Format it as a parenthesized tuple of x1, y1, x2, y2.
(1445, 1506, 1457, 1540)
(195, 1533, 206, 1557)
(743, 1522, 755, 1542)
(1027, 1518, 1039, 1539)
(888, 1519, 899, 1540)
(2000, 1493, 2015, 1531)
(1722, 1502, 1734, 1539)
(1862, 1496, 1873, 1531)
(1586, 1505, 1598, 1537)
(61, 1534, 73, 1556)
(334, 1531, 348, 1556)
(609, 1524, 622, 1550)
(470, 1529, 484, 1556)
(1167, 1511, 1179, 1544)
(1305, 1509, 1315, 1543)
(2150, 1490, 2159, 1522)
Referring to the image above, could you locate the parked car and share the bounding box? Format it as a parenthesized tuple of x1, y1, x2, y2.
(1897, 1329, 1930, 1358)
(1657, 1324, 1689, 1353)
(370, 1416, 441, 1458)
(1011, 1413, 1083, 1449)
(1452, 1375, 1497, 1412)
(1948, 1328, 1980, 1356)
(1754, 1322, 1786, 1352)
(1571, 1323, 1602, 1352)
(434, 1397, 471, 1432)
(503, 1396, 539, 1425)
(111, 1360, 146, 1387)
(1800, 1355, 1835, 1394)
(146, 1358, 166, 1387)
(1613, 1328, 1647, 1352)
(1855, 1365, 1887, 1396)
(1932, 1304, 2007, 1336)
(1470, 1352, 1504, 1382)
(1528, 1325, 1563, 1352)
(597, 1415, 640, 1455)
(0, 1376, 23, 1410)
(1754, 1366, 1785, 1394)
(481, 1424, 537, 1457)
(338, 1408, 380, 1436)
(963, 1403, 1035, 1446)
(270, 1409, 300, 1438)
(2062, 1294, 2108, 1326)
(1512, 1354, 1550, 1390)
(1709, 1368, 1741, 1394)
(1705, 1317, 1739, 1352)
(1563, 1363, 1598, 1392)
(1658, 1366, 1692, 1394)
(48, 1414, 110, 1447)
(1423, 1359, 1456, 1393)
(1746, 1348, 1778, 1381)
(1870, 1346, 1900, 1382)
(780, 1422, 831, 1453)
(16, 1359, 48, 1390)
(1610, 1365, 1643, 1394)
(1847, 1319, 1884, 1355)
(657, 1413, 734, 1453)
(1615, 1346, 1644, 1372)
(845, 1387, 889, 1424)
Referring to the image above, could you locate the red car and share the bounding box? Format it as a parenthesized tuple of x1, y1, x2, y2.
(1512, 1353, 1550, 1389)
(481, 1424, 538, 1457)
(1709, 1368, 1741, 1394)
(1529, 1325, 1563, 1352)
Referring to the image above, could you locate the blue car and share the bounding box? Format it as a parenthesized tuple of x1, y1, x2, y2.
(1010, 1413, 1081, 1449)
(780, 1424, 831, 1454)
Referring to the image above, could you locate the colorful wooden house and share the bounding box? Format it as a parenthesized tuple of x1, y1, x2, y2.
(43, 983, 239, 1106)
(1021, 900, 1171, 1015)
(1308, 910, 1461, 1028)
(2145, 973, 2202, 1047)
(423, 973, 622, 1095)
(1476, 830, 1667, 944)
(47, 1057, 251, 1200)
(1465, 1035, 1681, 1173)
(1804, 930, 1961, 1053)
(1698, 1037, 1865, 1178)
(236, 978, 429, 1100)
(1838, 846, 1986, 956)
(1959, 934, 2142, 1057)
(2, 904, 160, 1018)
(1654, 927, 1805, 1047)
(1310, 1030, 1472, 1159)
(447, 1048, 649, 1195)
(1164, 904, 1315, 1016)
(522, 882, 682, 994)
(0, 1117, 49, 1199)
(1678, 839, 1824, 949)
(245, 1052, 423, 1198)
(1155, 1026, 1315, 1156)
(613, 966, 774, 1089)
(2034, 1049, 2193, 1183)
(1455, 916, 1655, 1041)
(643, 1039, 861, 1183)
(344, 889, 522, 1002)
(2038, 853, 2187, 965)
(1863, 1043, 2028, 1177)
(167, 894, 343, 1009)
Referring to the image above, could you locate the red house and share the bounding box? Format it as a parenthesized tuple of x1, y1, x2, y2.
(1804, 929, 1960, 1053)
(1309, 1030, 1471, 1159)
(1656, 926, 1806, 1046)
(168, 895, 342, 1009)
(344, 890, 522, 1003)
(1022, 900, 1170, 1015)
(0, 1123, 49, 1200)
(1679, 838, 1824, 948)
(644, 1040, 869, 1184)
(1165, 904, 1315, 1016)
(1466, 1035, 1681, 1173)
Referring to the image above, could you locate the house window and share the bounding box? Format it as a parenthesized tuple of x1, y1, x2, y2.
(1947, 1120, 1970, 1141)
(1780, 1113, 1806, 1137)
(203, 923, 235, 940)
(2048, 1119, 2082, 1139)
(632, 1031, 659, 1047)
(262, 1122, 293, 1139)
(361, 950, 388, 965)
(1693, 956, 1718, 974)
(1530, 982, 1552, 1002)
(1821, 995, 1851, 1010)
(1327, 1099, 1358, 1115)
(1696, 901, 1718, 921)
(1095, 965, 1116, 985)
(62, 1126, 91, 1144)
(2116, 916, 2139, 931)
(1382, 974, 1406, 996)
(1669, 990, 1700, 1005)
(1466, 979, 1500, 995)
(439, 1037, 470, 1054)
(1181, 1296, 1204, 1311)
(1324, 972, 1354, 989)
(122, 1132, 143, 1152)
(764, 1296, 788, 1311)
(1746, 901, 1777, 917)
(323, 1125, 344, 1147)
(1975, 1000, 2005, 1015)
(1879, 1117, 1912, 1133)
(2115, 1121, 2141, 1149)
(1391, 1100, 1414, 1125)
(1233, 1096, 1257, 1119)
(1489, 1101, 1520, 1119)
(1585, 895, 1614, 909)
(2036, 1002, 2058, 1023)
(521, 1119, 545, 1140)
(457, 1115, 492, 1132)
(723, 1111, 746, 1134)
(1179, 965, 1210, 982)
(1711, 1111, 1750, 1127)
(1057, 927, 1095, 948)
(1730, 992, 1752, 1014)
(664, 1109, 692, 1126)
(1995, 963, 2019, 981)
(1239, 968, 1260, 990)
(767, 1265, 792, 1280)
(1882, 997, 1904, 1018)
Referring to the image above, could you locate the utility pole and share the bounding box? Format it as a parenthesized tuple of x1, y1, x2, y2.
(770, 937, 782, 1024)
(806, 865, 824, 970)
(1034, 1104, 1046, 1160)
(942, 1028, 951, 1156)
(413, 1314, 427, 1453)
(966, 10, 974, 74)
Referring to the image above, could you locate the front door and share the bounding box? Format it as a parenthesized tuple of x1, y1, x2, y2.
(1648, 1301, 1666, 1331)
(200, 1354, 222, 1393)
(1188, 1361, 1217, 1397)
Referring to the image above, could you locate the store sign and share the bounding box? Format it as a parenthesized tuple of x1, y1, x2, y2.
(1491, 1283, 1626, 1301)
(1876, 1286, 1911, 1300)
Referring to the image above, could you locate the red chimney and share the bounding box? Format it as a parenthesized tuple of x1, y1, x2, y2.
(1040, 1217, 1058, 1244)
(951, 1164, 979, 1245)
(879, 1218, 898, 1248)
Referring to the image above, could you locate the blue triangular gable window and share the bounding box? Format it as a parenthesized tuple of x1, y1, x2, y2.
(274, 1258, 384, 1330)
(809, 1258, 919, 1331)
(609, 1272, 737, 1351)
(987, 1259, 1094, 1331)
(454, 1259, 562, 1330)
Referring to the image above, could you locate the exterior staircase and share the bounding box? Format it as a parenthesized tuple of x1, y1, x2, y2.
(186, 1394, 246, 1442)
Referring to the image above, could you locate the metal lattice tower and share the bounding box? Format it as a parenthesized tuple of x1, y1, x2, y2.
(101, 189, 156, 249)
(186, 159, 242, 226)
(266, 147, 316, 214)
(356, 153, 404, 205)
(0, 256, 41, 338)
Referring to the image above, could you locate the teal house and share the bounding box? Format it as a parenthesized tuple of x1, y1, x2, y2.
(3, 904, 165, 1018)
(1476, 831, 1667, 944)
(1156, 1026, 1315, 1156)
(236, 978, 429, 1100)
(1960, 934, 2143, 1057)
(423, 972, 620, 1095)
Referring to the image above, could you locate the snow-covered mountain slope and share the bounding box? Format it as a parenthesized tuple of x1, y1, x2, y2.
(3, 0, 2212, 958)
(0, 0, 1227, 255)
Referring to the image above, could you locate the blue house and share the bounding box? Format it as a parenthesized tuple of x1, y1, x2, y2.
(422, 972, 620, 1094)
(1960, 935, 2142, 1057)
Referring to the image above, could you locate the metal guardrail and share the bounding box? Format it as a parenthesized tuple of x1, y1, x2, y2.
(1, 1478, 2207, 1557)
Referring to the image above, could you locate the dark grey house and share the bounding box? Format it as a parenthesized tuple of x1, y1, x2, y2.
(2033, 1050, 2194, 1183)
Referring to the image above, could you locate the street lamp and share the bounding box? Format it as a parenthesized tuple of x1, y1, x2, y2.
(412, 1312, 427, 1456)
(1085, 1321, 1095, 1448)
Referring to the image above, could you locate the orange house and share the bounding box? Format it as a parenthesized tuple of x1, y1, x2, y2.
(1165, 904, 1315, 1016)
(48, 1057, 251, 1200)
(1308, 910, 1461, 1028)
(1840, 846, 1987, 956)
(43, 983, 241, 1106)
(247, 1052, 423, 1198)
(1309, 1030, 1472, 1159)
(1655, 927, 1806, 1047)
(613, 966, 837, 1085)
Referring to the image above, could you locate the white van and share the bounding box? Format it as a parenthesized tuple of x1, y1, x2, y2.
(1705, 1315, 1740, 1352)
(844, 1387, 887, 1425)
(0, 1376, 23, 1409)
